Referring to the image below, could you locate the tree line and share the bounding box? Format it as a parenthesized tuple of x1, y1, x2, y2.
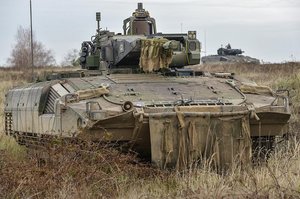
(7, 26, 80, 68)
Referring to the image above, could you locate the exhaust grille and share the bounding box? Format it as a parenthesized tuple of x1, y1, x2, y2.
(44, 87, 60, 114)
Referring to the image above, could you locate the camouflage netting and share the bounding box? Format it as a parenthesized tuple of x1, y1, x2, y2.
(139, 38, 173, 72)
(240, 83, 273, 96)
(149, 110, 251, 171)
(75, 87, 109, 100)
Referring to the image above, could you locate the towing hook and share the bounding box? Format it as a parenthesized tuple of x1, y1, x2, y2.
(122, 101, 134, 112)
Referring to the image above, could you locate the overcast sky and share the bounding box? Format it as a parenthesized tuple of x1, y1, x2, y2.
(0, 0, 299, 65)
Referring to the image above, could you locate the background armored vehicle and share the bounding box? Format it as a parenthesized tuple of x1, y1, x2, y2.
(4, 3, 290, 170)
(202, 43, 260, 64)
(217, 43, 243, 56)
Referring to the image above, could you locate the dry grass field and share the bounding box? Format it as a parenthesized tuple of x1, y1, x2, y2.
(1, 63, 300, 198)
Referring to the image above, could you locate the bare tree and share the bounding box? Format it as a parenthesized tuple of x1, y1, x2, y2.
(61, 49, 80, 67)
(7, 26, 56, 68)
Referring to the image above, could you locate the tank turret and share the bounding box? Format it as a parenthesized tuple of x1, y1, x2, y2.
(79, 3, 201, 73)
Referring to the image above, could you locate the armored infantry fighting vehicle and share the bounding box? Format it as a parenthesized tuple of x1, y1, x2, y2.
(217, 43, 244, 56)
(4, 3, 290, 170)
(202, 43, 260, 64)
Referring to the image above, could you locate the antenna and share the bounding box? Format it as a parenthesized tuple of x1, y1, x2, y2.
(180, 23, 183, 33)
(204, 30, 206, 56)
(30, 0, 34, 81)
(200, 30, 207, 57)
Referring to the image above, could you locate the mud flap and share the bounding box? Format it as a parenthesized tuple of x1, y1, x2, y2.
(149, 113, 251, 170)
